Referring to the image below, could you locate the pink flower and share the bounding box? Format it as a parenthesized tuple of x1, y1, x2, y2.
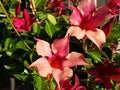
(13, 9, 36, 32)
(56, 75, 86, 90)
(66, 0, 116, 50)
(49, 0, 65, 16)
(87, 60, 118, 90)
(28, 35, 89, 88)
(15, 1, 21, 16)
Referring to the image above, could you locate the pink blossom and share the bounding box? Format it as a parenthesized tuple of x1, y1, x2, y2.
(28, 35, 89, 88)
(56, 75, 86, 90)
(66, 0, 116, 50)
(13, 9, 36, 32)
(49, 0, 65, 16)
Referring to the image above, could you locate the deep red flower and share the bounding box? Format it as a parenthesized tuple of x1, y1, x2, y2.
(28, 35, 89, 89)
(106, 0, 120, 13)
(110, 68, 120, 83)
(87, 60, 118, 90)
(66, 0, 116, 50)
(56, 75, 86, 90)
(13, 9, 36, 32)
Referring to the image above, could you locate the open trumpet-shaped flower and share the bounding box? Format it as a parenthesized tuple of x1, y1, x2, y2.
(56, 75, 86, 90)
(28, 35, 89, 88)
(87, 60, 118, 90)
(66, 0, 116, 50)
(13, 9, 36, 32)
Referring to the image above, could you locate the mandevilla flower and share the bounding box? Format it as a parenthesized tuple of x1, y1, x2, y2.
(56, 75, 86, 90)
(110, 68, 120, 83)
(28, 35, 89, 89)
(13, 9, 36, 32)
(49, 0, 65, 16)
(87, 60, 118, 90)
(66, 0, 116, 50)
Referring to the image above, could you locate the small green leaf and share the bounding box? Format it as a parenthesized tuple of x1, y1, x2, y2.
(4, 38, 11, 49)
(35, 0, 44, 8)
(47, 14, 57, 25)
(45, 20, 56, 38)
(39, 12, 47, 20)
(62, 15, 69, 24)
(34, 75, 47, 90)
(87, 52, 102, 63)
(13, 74, 28, 81)
(16, 41, 26, 49)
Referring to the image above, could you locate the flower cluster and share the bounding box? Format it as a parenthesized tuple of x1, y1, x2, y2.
(0, 0, 120, 90)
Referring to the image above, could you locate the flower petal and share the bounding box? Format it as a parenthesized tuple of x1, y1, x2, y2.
(13, 17, 25, 30)
(36, 39, 52, 57)
(28, 58, 52, 77)
(52, 67, 73, 89)
(71, 75, 80, 89)
(23, 9, 30, 22)
(63, 52, 89, 67)
(66, 26, 85, 39)
(102, 18, 114, 37)
(77, 0, 95, 17)
(91, 7, 117, 28)
(86, 28, 106, 50)
(69, 5, 82, 26)
(51, 35, 69, 58)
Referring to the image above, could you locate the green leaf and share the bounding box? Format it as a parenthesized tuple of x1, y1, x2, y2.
(13, 74, 28, 81)
(47, 14, 57, 25)
(34, 75, 47, 90)
(4, 38, 11, 49)
(32, 23, 41, 36)
(16, 41, 27, 50)
(45, 20, 56, 38)
(62, 15, 69, 24)
(87, 51, 102, 63)
(35, 0, 44, 8)
(39, 12, 47, 20)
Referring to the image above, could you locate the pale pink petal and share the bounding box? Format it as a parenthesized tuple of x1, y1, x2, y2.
(86, 29, 106, 50)
(23, 9, 30, 22)
(52, 67, 73, 89)
(51, 35, 69, 58)
(36, 39, 52, 57)
(63, 52, 89, 67)
(66, 26, 85, 39)
(28, 58, 52, 77)
(77, 0, 95, 17)
(91, 7, 117, 28)
(69, 5, 82, 26)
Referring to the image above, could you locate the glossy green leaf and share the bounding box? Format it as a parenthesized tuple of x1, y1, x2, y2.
(47, 14, 57, 25)
(4, 38, 11, 49)
(87, 52, 102, 63)
(34, 75, 47, 90)
(35, 0, 44, 8)
(45, 20, 56, 38)
(13, 74, 28, 81)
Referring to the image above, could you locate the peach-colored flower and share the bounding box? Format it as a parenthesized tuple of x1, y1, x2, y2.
(28, 35, 89, 88)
